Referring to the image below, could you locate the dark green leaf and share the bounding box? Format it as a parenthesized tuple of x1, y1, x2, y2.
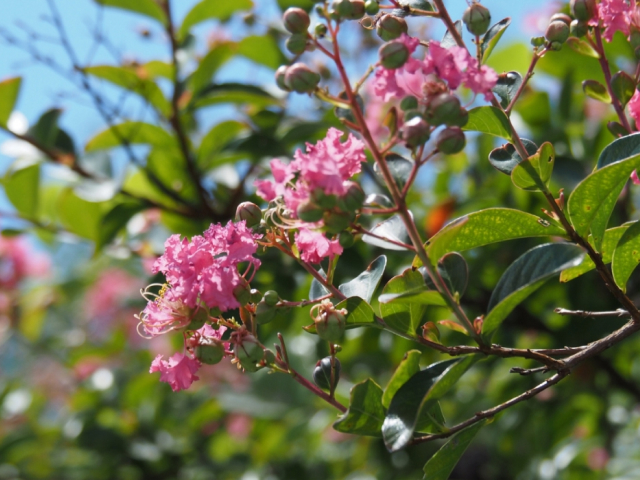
(611, 71, 635, 107)
(481, 17, 511, 62)
(566, 37, 600, 58)
(437, 252, 469, 299)
(362, 214, 411, 251)
(400, 0, 434, 11)
(491, 71, 522, 109)
(511, 141, 555, 191)
(441, 20, 462, 49)
(374, 154, 413, 190)
(380, 269, 428, 336)
(27, 109, 74, 153)
(482, 243, 585, 341)
(612, 221, 640, 292)
(339, 256, 387, 303)
(422, 421, 488, 480)
(333, 379, 386, 436)
(179, 0, 253, 39)
(488, 139, 537, 175)
(382, 350, 421, 408)
(463, 106, 512, 140)
(3, 162, 39, 218)
(94, 0, 166, 25)
(0, 77, 22, 127)
(597, 132, 640, 169)
(582, 79, 611, 103)
(96, 201, 147, 252)
(85, 121, 177, 152)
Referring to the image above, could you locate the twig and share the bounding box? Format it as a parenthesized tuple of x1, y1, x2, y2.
(554, 308, 630, 318)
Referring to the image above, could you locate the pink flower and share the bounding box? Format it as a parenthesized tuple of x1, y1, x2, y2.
(0, 236, 49, 289)
(595, 0, 634, 42)
(462, 61, 499, 101)
(150, 352, 201, 391)
(84, 268, 142, 320)
(138, 287, 195, 337)
(628, 88, 640, 125)
(423, 42, 468, 90)
(295, 228, 343, 264)
(631, 170, 640, 185)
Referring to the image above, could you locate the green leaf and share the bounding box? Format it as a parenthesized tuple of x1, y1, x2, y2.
(84, 66, 171, 116)
(491, 71, 522, 109)
(3, 162, 39, 218)
(303, 296, 376, 333)
(415, 208, 567, 268)
(582, 79, 611, 103)
(589, 178, 626, 252)
(488, 138, 538, 175)
(482, 243, 585, 341)
(380, 269, 429, 336)
(277, 0, 315, 9)
(436, 252, 469, 299)
(481, 17, 511, 62)
(560, 225, 631, 282)
(192, 83, 279, 109)
(237, 34, 286, 70)
(362, 214, 412, 251)
(612, 221, 640, 292)
(188, 42, 237, 95)
(567, 153, 640, 236)
(422, 421, 488, 480)
(382, 355, 480, 452)
(566, 37, 600, 58)
(94, 0, 166, 25)
(463, 106, 512, 140)
(57, 188, 106, 241)
(441, 20, 462, 49)
(378, 287, 446, 307)
(96, 201, 147, 252)
(611, 71, 635, 106)
(140, 60, 174, 80)
(374, 154, 413, 190)
(85, 121, 177, 152)
(0, 77, 22, 127)
(309, 268, 330, 300)
(597, 132, 640, 169)
(339, 255, 387, 303)
(179, 0, 253, 39)
(27, 109, 74, 154)
(511, 141, 555, 191)
(382, 350, 421, 409)
(333, 379, 386, 436)
(197, 120, 246, 169)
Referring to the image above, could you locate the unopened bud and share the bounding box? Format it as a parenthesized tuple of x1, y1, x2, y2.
(530, 36, 546, 47)
(255, 300, 277, 325)
(379, 41, 410, 69)
(400, 96, 419, 111)
(275, 66, 291, 91)
(347, 0, 366, 20)
(249, 288, 262, 304)
(311, 188, 337, 209)
(436, 127, 466, 154)
(195, 344, 225, 365)
(315, 303, 346, 343)
(286, 34, 308, 54)
(313, 356, 341, 390)
(550, 13, 572, 26)
(549, 41, 563, 51)
(427, 93, 461, 126)
(323, 210, 352, 234)
(315, 23, 328, 38)
(337, 182, 365, 213)
(450, 107, 469, 127)
(545, 20, 570, 44)
(365, 0, 379, 15)
(263, 290, 280, 307)
(338, 230, 355, 248)
(235, 334, 264, 371)
(402, 116, 430, 148)
(188, 307, 209, 330)
(570, 0, 597, 22)
(233, 281, 252, 306)
(403, 109, 423, 122)
(284, 63, 321, 93)
(570, 19, 587, 37)
(297, 199, 325, 222)
(333, 0, 353, 17)
(376, 14, 408, 41)
(235, 201, 262, 228)
(283, 7, 310, 34)
(462, 3, 491, 36)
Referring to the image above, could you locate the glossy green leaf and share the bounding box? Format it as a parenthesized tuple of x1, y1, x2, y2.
(303, 296, 376, 334)
(382, 350, 421, 409)
(179, 0, 253, 39)
(362, 214, 411, 251)
(463, 106, 512, 140)
(237, 34, 286, 70)
(333, 379, 386, 437)
(94, 0, 166, 24)
(491, 71, 522, 109)
(567, 153, 640, 236)
(566, 37, 600, 58)
(612, 221, 640, 292)
(589, 177, 626, 252)
(57, 188, 106, 241)
(374, 154, 413, 190)
(482, 243, 585, 341)
(416, 208, 567, 268)
(0, 77, 21, 127)
(197, 120, 246, 169)
(85, 122, 176, 152)
(380, 269, 428, 335)
(192, 83, 279, 109)
(561, 225, 631, 282)
(482, 17, 511, 62)
(3, 163, 39, 218)
(422, 421, 488, 480)
(441, 20, 462, 49)
(382, 355, 479, 452)
(488, 138, 538, 174)
(339, 256, 387, 303)
(379, 287, 446, 307)
(96, 201, 147, 252)
(84, 66, 171, 116)
(611, 71, 635, 106)
(597, 132, 640, 169)
(511, 141, 555, 191)
(582, 79, 611, 103)
(187, 42, 237, 95)
(437, 252, 469, 299)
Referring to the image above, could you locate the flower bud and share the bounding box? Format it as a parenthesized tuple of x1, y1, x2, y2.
(403, 109, 423, 122)
(284, 63, 321, 93)
(233, 280, 252, 306)
(313, 356, 341, 390)
(347, 0, 366, 20)
(315, 23, 328, 38)
(195, 344, 225, 365)
(283, 7, 310, 34)
(570, 19, 587, 37)
(315, 301, 346, 343)
(462, 3, 491, 36)
(570, 0, 597, 22)
(188, 307, 209, 330)
(530, 36, 546, 47)
(286, 34, 308, 55)
(337, 182, 365, 213)
(311, 188, 337, 209)
(400, 95, 419, 111)
(323, 211, 352, 234)
(549, 13, 571, 26)
(376, 14, 408, 41)
(449, 107, 469, 128)
(333, 0, 353, 17)
(275, 66, 291, 91)
(338, 230, 355, 248)
(249, 288, 262, 304)
(436, 127, 466, 154)
(545, 20, 570, 44)
(379, 41, 410, 69)
(402, 116, 430, 148)
(426, 93, 461, 126)
(263, 290, 280, 307)
(235, 334, 264, 371)
(235, 201, 262, 228)
(297, 199, 325, 222)
(365, 0, 379, 15)
(255, 300, 277, 325)
(549, 41, 563, 51)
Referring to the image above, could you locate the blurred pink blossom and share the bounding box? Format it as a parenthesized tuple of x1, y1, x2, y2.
(84, 268, 142, 320)
(150, 352, 201, 392)
(0, 236, 49, 289)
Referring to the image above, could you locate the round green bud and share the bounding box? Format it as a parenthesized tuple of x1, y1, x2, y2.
(284, 63, 321, 93)
(449, 107, 469, 128)
(235, 334, 264, 371)
(436, 127, 466, 154)
(249, 288, 262, 304)
(462, 3, 491, 36)
(315, 310, 346, 343)
(549, 41, 563, 51)
(545, 20, 570, 44)
(313, 356, 342, 391)
(283, 7, 310, 34)
(233, 281, 252, 306)
(403, 109, 423, 122)
(571, 0, 597, 22)
(263, 290, 280, 307)
(286, 34, 308, 55)
(365, 0, 379, 15)
(188, 307, 209, 330)
(323, 211, 351, 234)
(376, 14, 408, 41)
(530, 36, 546, 47)
(297, 199, 325, 222)
(379, 41, 410, 69)
(550, 13, 572, 26)
(235, 201, 262, 228)
(315, 23, 328, 38)
(402, 116, 430, 148)
(255, 300, 277, 325)
(426, 93, 461, 126)
(311, 188, 337, 209)
(195, 344, 225, 365)
(338, 231, 355, 248)
(275, 66, 291, 92)
(337, 182, 365, 213)
(333, 0, 353, 17)
(570, 19, 587, 38)
(400, 96, 419, 111)
(347, 0, 366, 20)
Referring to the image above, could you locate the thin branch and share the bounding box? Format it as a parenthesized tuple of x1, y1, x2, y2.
(555, 308, 630, 318)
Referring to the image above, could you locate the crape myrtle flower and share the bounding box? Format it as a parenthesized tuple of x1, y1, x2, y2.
(590, 0, 634, 42)
(150, 352, 201, 392)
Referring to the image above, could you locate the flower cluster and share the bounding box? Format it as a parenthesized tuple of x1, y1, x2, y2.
(372, 36, 498, 103)
(589, 0, 637, 42)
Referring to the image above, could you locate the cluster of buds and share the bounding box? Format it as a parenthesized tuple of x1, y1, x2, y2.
(570, 0, 596, 37)
(311, 299, 347, 343)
